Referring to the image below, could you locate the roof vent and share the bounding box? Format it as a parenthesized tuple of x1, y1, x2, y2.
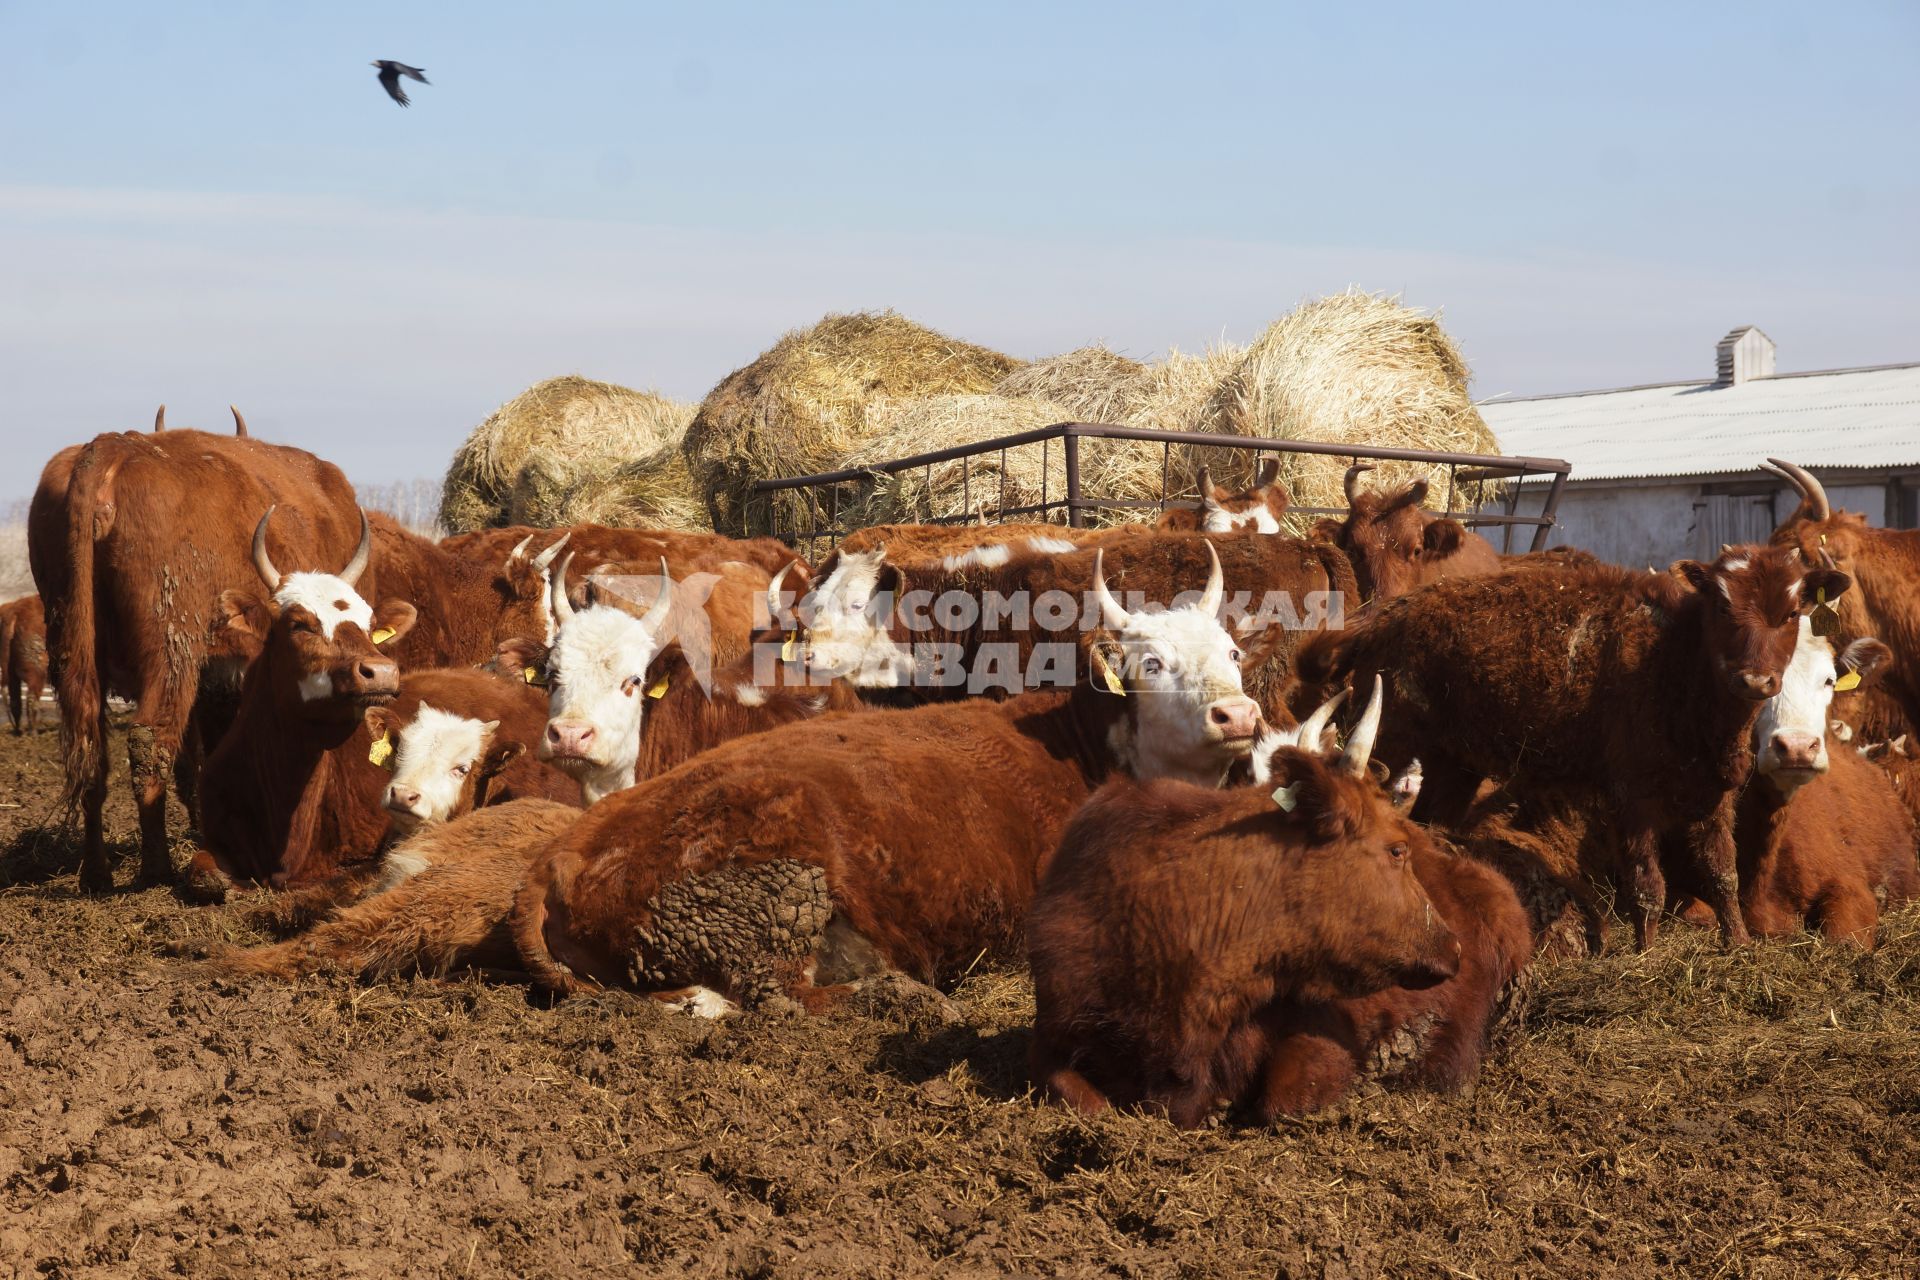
(1715, 326, 1776, 386)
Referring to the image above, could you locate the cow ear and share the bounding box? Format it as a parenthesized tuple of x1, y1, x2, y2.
(492, 636, 547, 682)
(363, 705, 397, 739)
(480, 739, 524, 780)
(1309, 518, 1345, 544)
(215, 589, 270, 645)
(1086, 632, 1128, 696)
(1262, 751, 1343, 840)
(1421, 519, 1466, 559)
(1801, 567, 1852, 609)
(1670, 560, 1713, 592)
(1840, 638, 1893, 684)
(372, 601, 417, 646)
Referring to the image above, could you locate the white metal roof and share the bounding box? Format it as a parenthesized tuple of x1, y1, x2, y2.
(1479, 362, 1920, 481)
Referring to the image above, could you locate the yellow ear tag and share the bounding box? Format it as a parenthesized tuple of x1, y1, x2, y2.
(371, 627, 395, 644)
(368, 732, 393, 768)
(646, 673, 670, 699)
(1099, 657, 1126, 697)
(1271, 782, 1299, 812)
(1834, 670, 1862, 693)
(781, 632, 797, 662)
(522, 666, 547, 687)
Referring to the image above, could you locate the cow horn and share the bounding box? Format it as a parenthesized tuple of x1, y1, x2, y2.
(643, 557, 675, 636)
(1344, 463, 1374, 505)
(531, 532, 571, 574)
(1092, 549, 1129, 629)
(1294, 688, 1348, 756)
(153, 405, 166, 433)
(1763, 458, 1830, 522)
(550, 551, 576, 628)
(508, 533, 536, 563)
(230, 405, 249, 438)
(1337, 675, 1385, 778)
(251, 506, 282, 590)
(766, 560, 793, 624)
(1199, 538, 1224, 615)
(1197, 464, 1222, 509)
(1255, 456, 1280, 488)
(339, 509, 372, 587)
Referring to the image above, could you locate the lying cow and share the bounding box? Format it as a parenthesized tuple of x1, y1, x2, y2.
(510, 543, 1264, 1013)
(1026, 679, 1476, 1127)
(1302, 545, 1853, 948)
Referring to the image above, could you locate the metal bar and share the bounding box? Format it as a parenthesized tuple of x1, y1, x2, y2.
(962, 453, 970, 518)
(1159, 441, 1171, 513)
(1064, 432, 1083, 528)
(999, 448, 1008, 522)
(1532, 470, 1568, 553)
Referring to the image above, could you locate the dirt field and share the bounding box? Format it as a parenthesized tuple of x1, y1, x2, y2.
(2, 718, 1916, 1279)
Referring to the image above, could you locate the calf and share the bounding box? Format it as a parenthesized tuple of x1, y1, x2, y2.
(510, 544, 1265, 1011)
(1, 595, 49, 734)
(1156, 460, 1290, 533)
(1312, 464, 1503, 603)
(1304, 546, 1852, 948)
(1027, 681, 1465, 1127)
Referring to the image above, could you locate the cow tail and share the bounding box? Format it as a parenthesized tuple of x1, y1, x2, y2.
(56, 447, 108, 815)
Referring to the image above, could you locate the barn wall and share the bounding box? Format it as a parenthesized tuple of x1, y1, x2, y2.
(1511, 480, 1892, 568)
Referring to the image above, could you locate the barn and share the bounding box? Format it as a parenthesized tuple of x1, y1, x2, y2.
(1481, 327, 1920, 568)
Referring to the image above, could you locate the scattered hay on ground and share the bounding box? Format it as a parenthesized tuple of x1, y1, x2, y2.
(681, 311, 1023, 536)
(441, 376, 695, 533)
(1195, 290, 1501, 518)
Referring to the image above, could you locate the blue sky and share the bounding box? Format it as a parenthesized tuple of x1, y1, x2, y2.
(2, 1, 1915, 503)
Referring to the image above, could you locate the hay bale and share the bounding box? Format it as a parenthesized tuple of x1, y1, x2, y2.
(992, 344, 1151, 428)
(1194, 291, 1500, 518)
(681, 311, 1024, 536)
(555, 443, 709, 533)
(839, 395, 1078, 526)
(441, 376, 693, 533)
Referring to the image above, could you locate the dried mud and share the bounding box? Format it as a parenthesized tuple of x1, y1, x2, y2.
(2, 718, 1916, 1278)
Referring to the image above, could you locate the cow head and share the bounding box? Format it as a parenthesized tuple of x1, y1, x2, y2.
(1087, 542, 1265, 785)
(792, 545, 914, 686)
(216, 508, 416, 723)
(522, 552, 674, 805)
(1255, 677, 1462, 995)
(1313, 465, 1485, 602)
(1763, 458, 1877, 565)
(1669, 544, 1852, 702)
(365, 703, 524, 833)
(1752, 615, 1892, 795)
(500, 531, 572, 645)
(1195, 459, 1290, 533)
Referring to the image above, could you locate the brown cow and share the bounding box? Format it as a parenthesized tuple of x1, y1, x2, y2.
(509, 546, 1265, 1013)
(1156, 460, 1291, 533)
(1026, 682, 1465, 1127)
(1310, 465, 1504, 604)
(441, 523, 801, 585)
(1301, 546, 1852, 948)
(1, 595, 49, 734)
(833, 522, 1092, 564)
(368, 514, 569, 669)
(28, 429, 371, 891)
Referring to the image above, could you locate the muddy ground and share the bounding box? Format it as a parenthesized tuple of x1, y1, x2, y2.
(1, 717, 1916, 1279)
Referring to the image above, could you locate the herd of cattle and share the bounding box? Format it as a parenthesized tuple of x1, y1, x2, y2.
(6, 415, 1917, 1126)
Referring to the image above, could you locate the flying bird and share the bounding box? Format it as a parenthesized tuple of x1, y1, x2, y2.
(372, 60, 429, 107)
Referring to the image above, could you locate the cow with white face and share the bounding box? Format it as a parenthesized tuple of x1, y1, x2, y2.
(791, 546, 916, 687)
(1753, 615, 1892, 796)
(368, 705, 520, 835)
(1156, 460, 1291, 534)
(531, 552, 676, 804)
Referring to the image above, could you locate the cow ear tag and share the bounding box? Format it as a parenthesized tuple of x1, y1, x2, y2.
(1271, 782, 1299, 812)
(368, 732, 393, 768)
(645, 673, 670, 699)
(371, 626, 396, 644)
(1809, 587, 1841, 638)
(522, 666, 548, 687)
(1095, 651, 1126, 696)
(781, 632, 797, 662)
(1834, 670, 1862, 693)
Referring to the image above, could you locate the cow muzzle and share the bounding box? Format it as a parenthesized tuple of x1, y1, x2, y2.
(1762, 731, 1828, 794)
(1735, 670, 1780, 701)
(383, 786, 428, 828)
(542, 719, 598, 767)
(1204, 696, 1262, 751)
(1402, 926, 1462, 990)
(337, 656, 401, 703)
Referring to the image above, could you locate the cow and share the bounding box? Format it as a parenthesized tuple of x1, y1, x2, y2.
(28, 429, 371, 892)
(440, 523, 801, 586)
(1, 595, 49, 734)
(833, 522, 1091, 564)
(570, 556, 775, 669)
(1310, 464, 1504, 604)
(189, 508, 418, 897)
(508, 543, 1265, 1014)
(793, 528, 1355, 722)
(1155, 460, 1291, 533)
(367, 514, 570, 667)
(1025, 680, 1469, 1127)
(1300, 546, 1853, 948)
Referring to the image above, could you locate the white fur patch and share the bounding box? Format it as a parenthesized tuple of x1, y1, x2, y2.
(940, 543, 1013, 571)
(296, 671, 335, 702)
(273, 572, 373, 640)
(1203, 507, 1281, 534)
(370, 847, 433, 896)
(384, 705, 492, 830)
(1754, 615, 1836, 786)
(1024, 537, 1079, 554)
(732, 683, 767, 707)
(660, 986, 738, 1019)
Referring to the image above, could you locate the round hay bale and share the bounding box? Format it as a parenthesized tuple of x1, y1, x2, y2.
(1193, 291, 1500, 518)
(839, 394, 1078, 527)
(681, 311, 1024, 536)
(441, 376, 693, 533)
(556, 443, 710, 533)
(506, 452, 581, 528)
(992, 344, 1151, 428)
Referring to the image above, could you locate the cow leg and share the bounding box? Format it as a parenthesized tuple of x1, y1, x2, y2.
(1618, 821, 1666, 951)
(172, 714, 204, 834)
(1687, 799, 1751, 947)
(76, 701, 113, 895)
(127, 667, 199, 886)
(1254, 1032, 1356, 1121)
(5, 672, 19, 734)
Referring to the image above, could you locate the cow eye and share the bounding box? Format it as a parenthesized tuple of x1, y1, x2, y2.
(1228, 648, 1243, 664)
(1140, 655, 1162, 675)
(452, 763, 470, 778)
(620, 675, 641, 696)
(1388, 842, 1410, 862)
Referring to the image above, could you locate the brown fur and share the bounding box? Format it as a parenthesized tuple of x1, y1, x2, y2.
(366, 514, 557, 669)
(509, 681, 1141, 1003)
(1312, 478, 1503, 603)
(1025, 759, 1462, 1128)
(0, 595, 48, 734)
(1253, 837, 1534, 1117)
(835, 522, 1099, 561)
(574, 559, 773, 669)
(442, 523, 803, 586)
(1300, 547, 1851, 948)
(216, 801, 580, 979)
(26, 431, 369, 891)
(1155, 461, 1291, 532)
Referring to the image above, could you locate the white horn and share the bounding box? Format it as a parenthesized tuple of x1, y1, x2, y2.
(251, 506, 282, 590)
(1197, 464, 1221, 510)
(767, 560, 793, 625)
(1337, 675, 1385, 778)
(1294, 688, 1348, 756)
(549, 551, 576, 628)
(643, 556, 675, 636)
(1091, 548, 1129, 629)
(531, 531, 571, 574)
(508, 533, 536, 563)
(1199, 539, 1224, 615)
